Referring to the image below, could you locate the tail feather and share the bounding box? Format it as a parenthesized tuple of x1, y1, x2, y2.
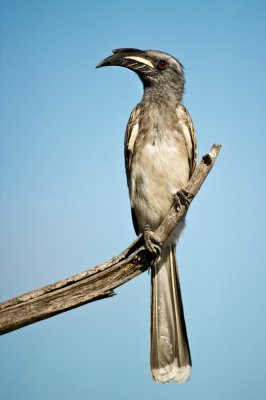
(150, 245, 191, 384)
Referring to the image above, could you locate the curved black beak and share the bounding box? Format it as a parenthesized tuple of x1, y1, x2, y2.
(96, 48, 156, 76)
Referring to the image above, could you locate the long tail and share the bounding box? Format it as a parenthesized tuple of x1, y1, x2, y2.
(150, 244, 191, 384)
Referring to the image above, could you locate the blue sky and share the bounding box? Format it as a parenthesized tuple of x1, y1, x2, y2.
(0, 0, 266, 399)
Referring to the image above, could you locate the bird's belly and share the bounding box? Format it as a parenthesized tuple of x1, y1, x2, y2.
(130, 138, 189, 232)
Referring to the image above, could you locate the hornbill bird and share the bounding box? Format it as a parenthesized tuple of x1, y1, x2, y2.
(96, 48, 197, 384)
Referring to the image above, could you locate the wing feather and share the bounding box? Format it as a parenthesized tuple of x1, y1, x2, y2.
(176, 104, 197, 177)
(124, 103, 142, 183)
(124, 103, 142, 234)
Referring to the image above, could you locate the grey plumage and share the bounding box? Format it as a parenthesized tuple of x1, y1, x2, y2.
(97, 49, 197, 383)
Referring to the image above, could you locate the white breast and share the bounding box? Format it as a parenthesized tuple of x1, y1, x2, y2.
(130, 124, 190, 231)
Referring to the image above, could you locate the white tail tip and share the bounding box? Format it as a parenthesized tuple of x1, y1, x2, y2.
(152, 363, 191, 384)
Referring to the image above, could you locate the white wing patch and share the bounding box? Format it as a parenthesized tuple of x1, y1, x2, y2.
(176, 104, 197, 176)
(177, 120, 193, 155)
(127, 122, 139, 152)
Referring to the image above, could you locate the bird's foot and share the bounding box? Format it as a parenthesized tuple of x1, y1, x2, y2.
(174, 189, 194, 211)
(144, 225, 161, 261)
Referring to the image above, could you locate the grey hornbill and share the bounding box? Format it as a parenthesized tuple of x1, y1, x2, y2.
(96, 48, 197, 384)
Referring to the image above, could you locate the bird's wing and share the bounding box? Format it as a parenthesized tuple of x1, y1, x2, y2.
(124, 103, 142, 234)
(176, 104, 197, 177)
(124, 103, 142, 180)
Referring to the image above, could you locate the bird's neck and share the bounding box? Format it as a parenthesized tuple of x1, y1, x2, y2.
(142, 83, 183, 109)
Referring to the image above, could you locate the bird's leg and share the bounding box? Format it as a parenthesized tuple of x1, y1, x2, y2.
(174, 189, 194, 211)
(144, 224, 161, 261)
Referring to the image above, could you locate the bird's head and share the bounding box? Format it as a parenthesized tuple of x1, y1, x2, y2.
(96, 48, 184, 99)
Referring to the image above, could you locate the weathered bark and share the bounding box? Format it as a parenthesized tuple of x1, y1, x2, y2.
(0, 144, 221, 335)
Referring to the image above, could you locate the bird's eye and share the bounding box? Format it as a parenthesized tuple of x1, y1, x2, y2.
(158, 60, 168, 70)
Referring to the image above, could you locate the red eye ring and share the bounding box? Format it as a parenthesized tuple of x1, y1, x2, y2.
(158, 60, 167, 69)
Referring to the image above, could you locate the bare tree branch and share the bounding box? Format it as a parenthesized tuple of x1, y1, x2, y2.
(0, 144, 221, 335)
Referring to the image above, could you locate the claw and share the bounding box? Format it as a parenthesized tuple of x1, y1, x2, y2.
(174, 189, 194, 211)
(144, 225, 161, 261)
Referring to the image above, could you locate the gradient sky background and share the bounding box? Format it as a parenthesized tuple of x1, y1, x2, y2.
(1, 0, 265, 399)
